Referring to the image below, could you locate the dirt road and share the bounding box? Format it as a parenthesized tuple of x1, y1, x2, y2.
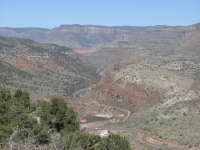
(87, 127, 189, 150)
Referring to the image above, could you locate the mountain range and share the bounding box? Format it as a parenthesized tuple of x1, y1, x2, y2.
(0, 25, 151, 48)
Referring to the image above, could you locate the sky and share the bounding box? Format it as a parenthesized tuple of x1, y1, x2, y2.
(0, 0, 200, 29)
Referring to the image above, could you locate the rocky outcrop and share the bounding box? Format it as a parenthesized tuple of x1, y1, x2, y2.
(92, 73, 164, 111)
(59, 25, 126, 34)
(184, 30, 196, 36)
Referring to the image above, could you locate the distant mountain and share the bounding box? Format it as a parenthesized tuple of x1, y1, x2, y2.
(0, 25, 150, 48)
(84, 24, 200, 71)
(0, 36, 100, 99)
(0, 24, 199, 49)
(173, 24, 200, 56)
(2, 27, 50, 33)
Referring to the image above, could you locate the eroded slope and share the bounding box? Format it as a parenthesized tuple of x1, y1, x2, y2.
(0, 36, 100, 99)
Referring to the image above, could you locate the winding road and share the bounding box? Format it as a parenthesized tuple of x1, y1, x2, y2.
(74, 67, 190, 150)
(73, 67, 106, 99)
(87, 127, 189, 150)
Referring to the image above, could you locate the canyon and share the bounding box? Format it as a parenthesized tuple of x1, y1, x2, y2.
(0, 23, 200, 149)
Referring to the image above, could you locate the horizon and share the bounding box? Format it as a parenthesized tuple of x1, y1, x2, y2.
(0, 0, 200, 28)
(1, 22, 200, 30)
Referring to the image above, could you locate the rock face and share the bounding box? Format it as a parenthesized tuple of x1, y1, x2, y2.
(59, 25, 125, 34)
(92, 72, 164, 111)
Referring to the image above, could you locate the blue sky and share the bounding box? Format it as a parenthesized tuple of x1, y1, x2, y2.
(0, 0, 200, 28)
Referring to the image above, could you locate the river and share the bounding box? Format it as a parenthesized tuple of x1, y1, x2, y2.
(73, 67, 105, 99)
(96, 67, 105, 79)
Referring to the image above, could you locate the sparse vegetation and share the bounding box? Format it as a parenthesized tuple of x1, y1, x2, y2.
(0, 36, 100, 99)
(0, 24, 200, 149)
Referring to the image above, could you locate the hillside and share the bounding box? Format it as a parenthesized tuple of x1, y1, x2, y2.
(0, 36, 100, 99)
(79, 24, 200, 149)
(1, 23, 200, 149)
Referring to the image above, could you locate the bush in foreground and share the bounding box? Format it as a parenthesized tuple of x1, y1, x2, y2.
(0, 88, 131, 150)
